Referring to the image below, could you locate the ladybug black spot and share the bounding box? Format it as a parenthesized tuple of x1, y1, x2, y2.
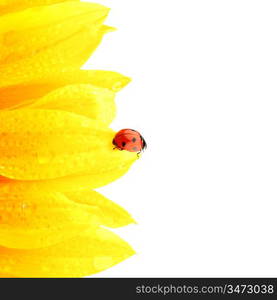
(121, 141, 126, 147)
(132, 137, 136, 143)
(133, 146, 138, 151)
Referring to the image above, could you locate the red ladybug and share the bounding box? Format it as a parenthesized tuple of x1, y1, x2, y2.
(112, 129, 147, 155)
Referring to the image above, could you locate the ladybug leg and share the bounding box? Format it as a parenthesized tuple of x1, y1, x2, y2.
(137, 152, 141, 158)
(113, 147, 123, 151)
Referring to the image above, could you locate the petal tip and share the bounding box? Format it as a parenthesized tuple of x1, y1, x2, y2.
(101, 25, 117, 34)
(112, 75, 132, 92)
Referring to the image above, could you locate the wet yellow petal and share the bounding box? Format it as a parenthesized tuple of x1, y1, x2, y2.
(0, 227, 135, 277)
(0, 26, 110, 88)
(11, 84, 116, 124)
(0, 70, 131, 109)
(0, 109, 137, 180)
(0, 0, 79, 15)
(0, 189, 98, 249)
(65, 189, 136, 228)
(0, 163, 132, 191)
(75, 70, 131, 92)
(0, 2, 112, 88)
(0, 186, 134, 249)
(0, 2, 108, 64)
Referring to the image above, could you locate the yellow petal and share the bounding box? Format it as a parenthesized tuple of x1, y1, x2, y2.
(11, 84, 116, 124)
(0, 0, 79, 15)
(76, 70, 131, 92)
(65, 189, 136, 228)
(0, 189, 98, 249)
(0, 70, 131, 109)
(0, 227, 135, 277)
(0, 26, 110, 88)
(0, 163, 132, 191)
(0, 109, 137, 180)
(0, 273, 16, 278)
(0, 2, 111, 88)
(0, 2, 108, 64)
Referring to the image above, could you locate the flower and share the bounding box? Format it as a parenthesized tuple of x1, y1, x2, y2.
(0, 0, 139, 277)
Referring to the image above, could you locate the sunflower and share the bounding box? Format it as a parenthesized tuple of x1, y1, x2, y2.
(0, 0, 140, 277)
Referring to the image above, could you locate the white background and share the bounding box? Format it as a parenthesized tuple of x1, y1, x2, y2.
(84, 0, 277, 277)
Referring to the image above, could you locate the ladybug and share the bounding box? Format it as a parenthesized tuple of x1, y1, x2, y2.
(112, 129, 147, 155)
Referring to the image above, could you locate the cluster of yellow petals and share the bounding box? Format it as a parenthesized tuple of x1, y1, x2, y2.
(0, 0, 137, 277)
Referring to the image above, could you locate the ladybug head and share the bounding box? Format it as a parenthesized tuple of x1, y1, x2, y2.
(140, 134, 147, 151)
